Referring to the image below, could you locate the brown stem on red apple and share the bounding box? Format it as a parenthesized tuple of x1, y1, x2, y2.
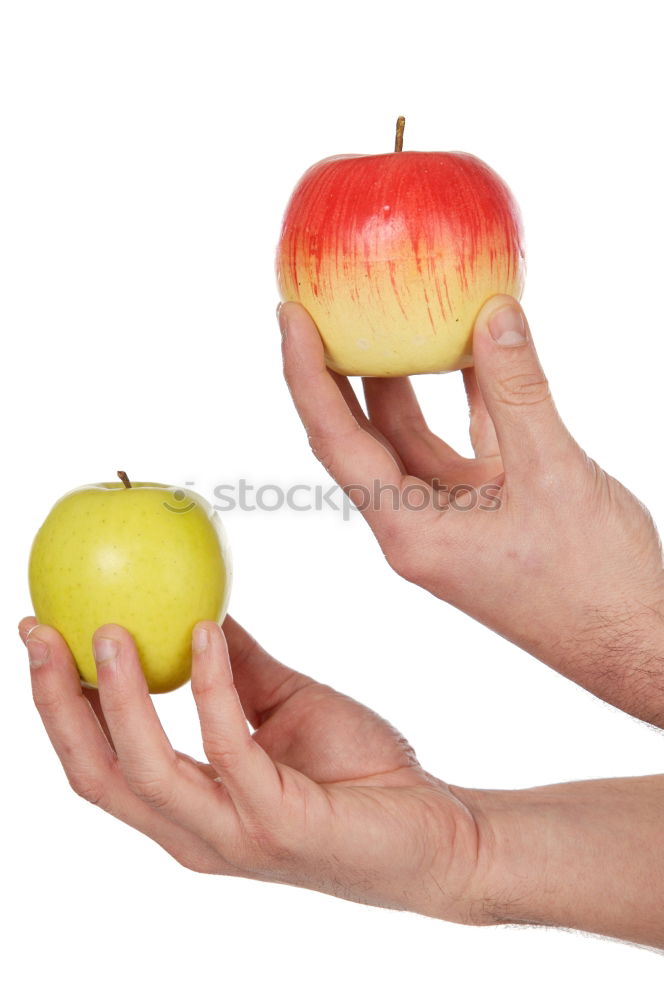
(117, 470, 132, 489)
(394, 116, 406, 152)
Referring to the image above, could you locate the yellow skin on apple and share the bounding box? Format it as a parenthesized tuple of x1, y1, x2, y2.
(28, 482, 231, 694)
(279, 252, 522, 376)
(277, 150, 526, 377)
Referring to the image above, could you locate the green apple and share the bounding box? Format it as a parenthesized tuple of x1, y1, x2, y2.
(28, 473, 231, 693)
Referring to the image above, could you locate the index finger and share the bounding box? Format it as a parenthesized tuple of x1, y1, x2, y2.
(279, 301, 405, 526)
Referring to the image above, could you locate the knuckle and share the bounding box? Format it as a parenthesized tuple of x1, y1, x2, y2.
(379, 520, 426, 585)
(32, 687, 63, 717)
(394, 551, 433, 588)
(129, 773, 176, 810)
(307, 426, 359, 475)
(246, 822, 297, 871)
(190, 673, 215, 699)
(100, 685, 136, 716)
(496, 371, 551, 408)
(384, 540, 416, 581)
(387, 546, 428, 587)
(68, 774, 107, 807)
(306, 432, 335, 472)
(203, 737, 242, 773)
(376, 512, 405, 558)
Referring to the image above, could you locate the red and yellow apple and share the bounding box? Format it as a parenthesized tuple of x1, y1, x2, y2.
(28, 474, 231, 693)
(276, 122, 525, 376)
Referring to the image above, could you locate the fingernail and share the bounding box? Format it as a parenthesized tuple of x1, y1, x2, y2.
(27, 638, 49, 668)
(488, 303, 528, 346)
(24, 623, 40, 644)
(192, 624, 209, 653)
(93, 636, 118, 669)
(278, 304, 289, 340)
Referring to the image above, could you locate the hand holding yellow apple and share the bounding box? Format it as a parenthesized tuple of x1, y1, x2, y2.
(28, 473, 231, 693)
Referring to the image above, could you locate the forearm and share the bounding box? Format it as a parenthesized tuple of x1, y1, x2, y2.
(452, 573, 664, 728)
(541, 594, 664, 729)
(457, 775, 664, 948)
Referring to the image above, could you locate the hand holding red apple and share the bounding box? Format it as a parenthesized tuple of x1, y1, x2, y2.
(279, 294, 664, 728)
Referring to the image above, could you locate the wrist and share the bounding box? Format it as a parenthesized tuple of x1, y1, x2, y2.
(414, 782, 541, 929)
(452, 784, 564, 929)
(453, 777, 664, 947)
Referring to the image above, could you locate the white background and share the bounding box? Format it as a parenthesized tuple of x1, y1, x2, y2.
(1, 0, 663, 995)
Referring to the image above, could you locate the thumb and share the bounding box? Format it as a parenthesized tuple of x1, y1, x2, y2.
(471, 295, 577, 481)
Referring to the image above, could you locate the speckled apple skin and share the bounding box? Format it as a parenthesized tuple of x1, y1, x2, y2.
(28, 483, 231, 694)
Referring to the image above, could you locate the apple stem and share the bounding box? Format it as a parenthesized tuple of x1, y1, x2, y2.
(395, 116, 406, 152)
(117, 470, 132, 489)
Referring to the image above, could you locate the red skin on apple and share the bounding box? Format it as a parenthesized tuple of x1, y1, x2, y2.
(277, 149, 525, 376)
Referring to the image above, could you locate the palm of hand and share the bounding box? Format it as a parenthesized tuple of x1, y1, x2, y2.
(251, 670, 417, 784)
(240, 669, 473, 914)
(217, 624, 473, 914)
(19, 612, 477, 919)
